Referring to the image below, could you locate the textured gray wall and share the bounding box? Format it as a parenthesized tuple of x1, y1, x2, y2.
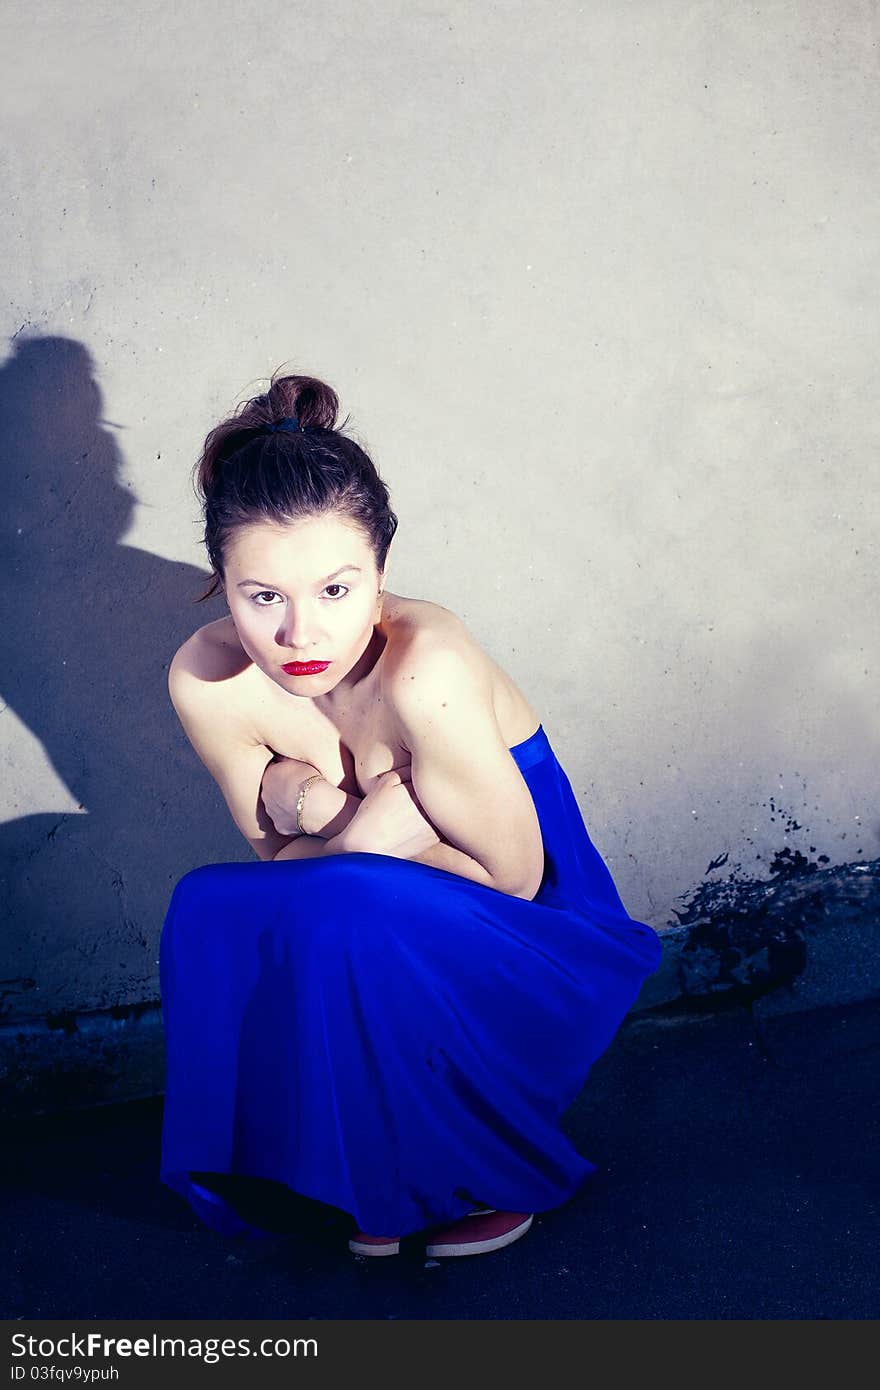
(2, 1, 878, 1031)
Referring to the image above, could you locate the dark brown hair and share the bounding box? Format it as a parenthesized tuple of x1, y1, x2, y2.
(191, 369, 398, 603)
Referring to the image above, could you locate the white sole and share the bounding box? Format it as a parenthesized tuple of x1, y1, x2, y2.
(426, 1213, 533, 1258)
(348, 1207, 497, 1255)
(348, 1236, 400, 1256)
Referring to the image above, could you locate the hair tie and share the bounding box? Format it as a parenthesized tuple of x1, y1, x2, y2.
(266, 416, 303, 434)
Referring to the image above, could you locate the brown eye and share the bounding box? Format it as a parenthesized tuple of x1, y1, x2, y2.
(324, 584, 349, 599)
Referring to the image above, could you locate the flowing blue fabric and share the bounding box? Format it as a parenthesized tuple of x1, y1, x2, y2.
(159, 724, 663, 1239)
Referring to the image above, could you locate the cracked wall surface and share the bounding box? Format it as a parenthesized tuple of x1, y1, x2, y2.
(1, 2, 878, 1074)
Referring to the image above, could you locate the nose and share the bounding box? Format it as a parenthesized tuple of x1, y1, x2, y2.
(276, 602, 323, 653)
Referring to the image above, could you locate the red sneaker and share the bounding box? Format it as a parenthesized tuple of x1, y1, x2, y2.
(348, 1230, 400, 1257)
(426, 1210, 533, 1258)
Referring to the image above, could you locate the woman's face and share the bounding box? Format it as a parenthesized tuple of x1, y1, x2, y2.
(222, 511, 385, 700)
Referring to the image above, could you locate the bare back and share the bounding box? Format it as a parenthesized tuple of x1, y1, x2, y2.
(186, 593, 541, 800)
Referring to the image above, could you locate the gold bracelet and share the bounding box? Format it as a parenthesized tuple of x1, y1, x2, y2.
(295, 774, 324, 836)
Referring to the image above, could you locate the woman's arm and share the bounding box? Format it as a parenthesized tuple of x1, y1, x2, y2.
(337, 770, 518, 892)
(167, 638, 337, 862)
(405, 814, 543, 900)
(269, 785, 524, 885)
(372, 635, 545, 900)
(260, 756, 363, 840)
(272, 830, 351, 861)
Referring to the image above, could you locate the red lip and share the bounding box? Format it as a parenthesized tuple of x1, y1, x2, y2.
(281, 661, 331, 675)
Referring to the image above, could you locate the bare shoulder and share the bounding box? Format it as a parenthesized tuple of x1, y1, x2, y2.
(384, 596, 542, 749)
(383, 597, 494, 715)
(384, 596, 481, 672)
(167, 616, 259, 743)
(169, 615, 250, 682)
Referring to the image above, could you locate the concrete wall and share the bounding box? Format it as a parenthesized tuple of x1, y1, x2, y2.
(1, 3, 877, 1075)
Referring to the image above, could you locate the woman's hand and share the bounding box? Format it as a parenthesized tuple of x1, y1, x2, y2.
(340, 768, 442, 859)
(260, 756, 325, 837)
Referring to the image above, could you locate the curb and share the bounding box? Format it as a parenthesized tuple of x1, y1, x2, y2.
(2, 858, 878, 1121)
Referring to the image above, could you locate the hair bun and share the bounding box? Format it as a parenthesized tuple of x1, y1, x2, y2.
(266, 375, 339, 431)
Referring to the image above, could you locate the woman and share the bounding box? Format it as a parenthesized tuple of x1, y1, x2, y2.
(159, 369, 664, 1260)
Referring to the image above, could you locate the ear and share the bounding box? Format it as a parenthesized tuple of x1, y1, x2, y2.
(377, 546, 391, 594)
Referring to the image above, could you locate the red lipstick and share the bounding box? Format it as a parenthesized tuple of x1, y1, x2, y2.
(281, 661, 331, 676)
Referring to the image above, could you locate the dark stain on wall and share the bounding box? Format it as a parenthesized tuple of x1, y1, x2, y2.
(663, 843, 879, 1012)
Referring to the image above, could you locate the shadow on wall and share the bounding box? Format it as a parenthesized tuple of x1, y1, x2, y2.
(0, 334, 239, 1028)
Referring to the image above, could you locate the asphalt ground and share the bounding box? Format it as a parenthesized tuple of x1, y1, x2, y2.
(2, 996, 877, 1320)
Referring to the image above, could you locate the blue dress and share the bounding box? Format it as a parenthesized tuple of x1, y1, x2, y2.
(159, 723, 664, 1239)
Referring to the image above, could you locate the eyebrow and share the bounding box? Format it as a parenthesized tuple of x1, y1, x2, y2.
(236, 565, 363, 589)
